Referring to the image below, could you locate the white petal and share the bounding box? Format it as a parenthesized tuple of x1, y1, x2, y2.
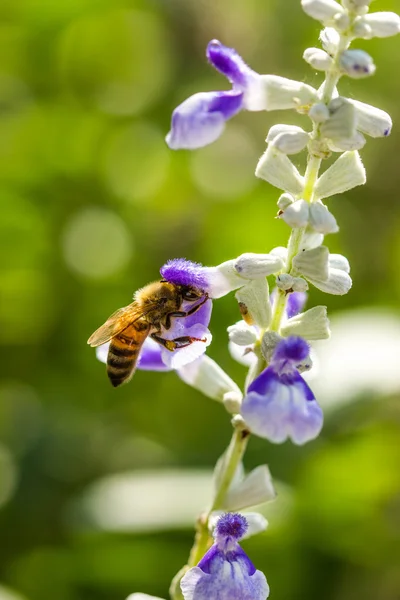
(326, 131, 366, 152)
(309, 202, 339, 234)
(177, 355, 242, 402)
(281, 199, 310, 228)
(339, 49, 376, 79)
(96, 342, 110, 364)
(225, 465, 277, 511)
(228, 321, 258, 346)
(256, 145, 305, 195)
(320, 27, 340, 54)
(348, 99, 392, 138)
(308, 268, 352, 295)
(360, 12, 400, 38)
(261, 74, 318, 111)
(301, 0, 345, 23)
(329, 253, 350, 273)
(321, 97, 357, 141)
(229, 341, 257, 367)
(292, 246, 330, 281)
(235, 279, 272, 329)
(280, 306, 331, 340)
(234, 253, 284, 279)
(314, 151, 366, 199)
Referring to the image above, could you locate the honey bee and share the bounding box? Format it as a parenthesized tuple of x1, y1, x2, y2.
(88, 281, 208, 387)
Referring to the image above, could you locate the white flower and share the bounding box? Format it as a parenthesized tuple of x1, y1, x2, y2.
(280, 306, 331, 340)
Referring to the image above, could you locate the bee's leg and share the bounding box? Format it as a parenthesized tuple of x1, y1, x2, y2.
(150, 333, 206, 351)
(164, 295, 209, 330)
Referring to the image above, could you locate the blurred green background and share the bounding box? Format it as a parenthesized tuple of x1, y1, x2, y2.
(1, 0, 400, 599)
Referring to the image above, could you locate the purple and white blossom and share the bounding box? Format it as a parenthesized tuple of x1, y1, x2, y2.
(166, 40, 267, 150)
(241, 337, 323, 444)
(181, 513, 269, 600)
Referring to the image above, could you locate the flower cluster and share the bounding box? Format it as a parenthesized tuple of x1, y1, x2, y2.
(94, 1, 400, 599)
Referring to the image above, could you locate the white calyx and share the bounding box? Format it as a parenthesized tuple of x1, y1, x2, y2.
(256, 145, 305, 195)
(303, 47, 334, 71)
(235, 278, 272, 329)
(301, 0, 345, 24)
(177, 356, 242, 403)
(314, 151, 366, 199)
(227, 321, 258, 346)
(280, 305, 331, 340)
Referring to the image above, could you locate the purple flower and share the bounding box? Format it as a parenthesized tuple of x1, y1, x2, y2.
(181, 513, 269, 600)
(241, 337, 323, 445)
(286, 291, 307, 319)
(166, 40, 266, 150)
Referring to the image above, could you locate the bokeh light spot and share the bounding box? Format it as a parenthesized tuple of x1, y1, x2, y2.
(103, 122, 170, 202)
(58, 9, 173, 115)
(0, 444, 18, 509)
(190, 125, 259, 199)
(62, 207, 133, 279)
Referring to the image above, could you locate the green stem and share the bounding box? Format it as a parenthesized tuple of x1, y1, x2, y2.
(186, 426, 250, 570)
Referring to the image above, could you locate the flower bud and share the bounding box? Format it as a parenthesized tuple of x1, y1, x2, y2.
(261, 75, 318, 111)
(343, 0, 372, 8)
(270, 246, 288, 262)
(314, 151, 366, 199)
(321, 97, 357, 141)
(320, 27, 340, 54)
(359, 12, 400, 38)
(235, 279, 272, 329)
(293, 245, 330, 281)
(227, 321, 258, 346)
(234, 253, 284, 279)
(277, 192, 295, 210)
(301, 0, 345, 23)
(309, 201, 339, 234)
(280, 305, 331, 340)
(353, 18, 373, 39)
(280, 199, 310, 228)
(303, 47, 334, 71)
(308, 102, 330, 123)
(292, 277, 309, 292)
(271, 131, 310, 155)
(276, 274, 295, 291)
(178, 356, 242, 403)
(348, 99, 392, 137)
(256, 146, 305, 195)
(339, 49, 376, 78)
(223, 391, 243, 415)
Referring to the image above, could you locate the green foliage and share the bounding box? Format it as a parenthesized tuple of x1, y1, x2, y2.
(1, 1, 400, 599)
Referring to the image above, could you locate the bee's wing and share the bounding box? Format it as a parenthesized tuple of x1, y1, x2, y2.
(87, 303, 145, 347)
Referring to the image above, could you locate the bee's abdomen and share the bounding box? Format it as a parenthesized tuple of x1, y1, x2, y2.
(107, 322, 149, 387)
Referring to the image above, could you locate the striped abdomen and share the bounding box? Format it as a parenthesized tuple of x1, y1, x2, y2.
(107, 320, 150, 387)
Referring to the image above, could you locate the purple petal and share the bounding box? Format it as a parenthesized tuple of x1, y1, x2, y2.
(272, 336, 309, 368)
(166, 90, 243, 150)
(286, 292, 307, 319)
(241, 369, 323, 445)
(214, 513, 248, 543)
(181, 298, 212, 329)
(207, 40, 251, 87)
(181, 547, 269, 600)
(160, 323, 212, 369)
(137, 338, 173, 371)
(160, 258, 209, 290)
